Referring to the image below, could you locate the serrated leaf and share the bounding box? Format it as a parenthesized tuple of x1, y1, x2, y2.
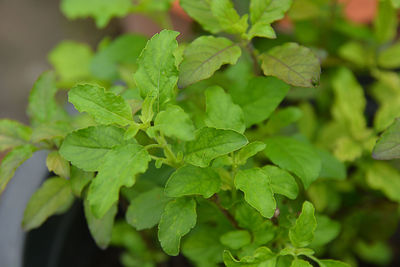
(88, 144, 151, 218)
(316, 149, 346, 180)
(27, 71, 68, 126)
(185, 127, 248, 167)
(61, 0, 133, 28)
(210, 0, 248, 35)
(230, 77, 290, 127)
(289, 201, 317, 247)
(261, 43, 321, 88)
(205, 86, 245, 133)
(291, 259, 312, 267)
(223, 247, 275, 266)
(235, 168, 276, 218)
(237, 141, 266, 165)
(366, 162, 400, 202)
(158, 197, 197, 256)
(373, 118, 400, 160)
(248, 0, 292, 39)
(134, 30, 179, 110)
(0, 120, 32, 151)
(262, 165, 298, 200)
(154, 104, 195, 141)
(22, 177, 74, 230)
(70, 166, 94, 197)
(165, 165, 221, 198)
(48, 41, 93, 85)
(0, 145, 36, 195)
(68, 84, 133, 126)
(220, 230, 251, 250)
(264, 137, 321, 188)
(178, 36, 241, 88)
(46, 151, 70, 178)
(84, 198, 117, 249)
(60, 125, 133, 171)
(180, 0, 223, 33)
(91, 34, 148, 80)
(126, 187, 171, 230)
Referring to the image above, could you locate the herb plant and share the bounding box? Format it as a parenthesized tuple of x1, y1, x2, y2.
(1, 0, 400, 266)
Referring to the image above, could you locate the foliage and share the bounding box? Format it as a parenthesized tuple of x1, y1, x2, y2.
(2, 0, 400, 266)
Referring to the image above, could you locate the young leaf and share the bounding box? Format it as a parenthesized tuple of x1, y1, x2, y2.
(378, 42, 400, 69)
(374, 0, 398, 44)
(205, 86, 245, 133)
(22, 177, 74, 230)
(126, 187, 171, 230)
(289, 201, 317, 247)
(158, 197, 197, 256)
(46, 151, 70, 178)
(88, 144, 151, 218)
(235, 168, 276, 218)
(260, 42, 321, 88)
(154, 104, 196, 141)
(27, 71, 68, 125)
(185, 127, 248, 167)
(223, 247, 275, 266)
(373, 118, 400, 160)
(70, 166, 94, 197)
(236, 141, 266, 165)
(262, 165, 298, 200)
(230, 77, 290, 127)
(0, 120, 32, 151)
(220, 230, 251, 250)
(0, 145, 36, 195)
(180, 0, 223, 33)
(165, 165, 221, 198)
(68, 84, 133, 126)
(84, 198, 117, 249)
(61, 0, 133, 28)
(248, 0, 292, 39)
(134, 30, 179, 110)
(210, 0, 248, 35)
(264, 137, 321, 188)
(178, 36, 241, 88)
(60, 125, 133, 171)
(291, 259, 312, 267)
(366, 162, 400, 202)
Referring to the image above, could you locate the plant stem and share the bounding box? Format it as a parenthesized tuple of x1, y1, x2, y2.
(246, 42, 262, 76)
(210, 194, 240, 229)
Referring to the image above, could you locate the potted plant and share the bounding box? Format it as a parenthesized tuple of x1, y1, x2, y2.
(1, 0, 400, 266)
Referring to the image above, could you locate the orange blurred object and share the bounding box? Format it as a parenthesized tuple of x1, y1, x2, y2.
(172, 0, 192, 22)
(339, 0, 377, 24)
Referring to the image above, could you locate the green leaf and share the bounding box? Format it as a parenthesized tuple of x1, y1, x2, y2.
(264, 137, 321, 188)
(134, 30, 179, 110)
(88, 144, 151, 218)
(220, 230, 251, 250)
(320, 259, 351, 267)
(61, 0, 133, 28)
(289, 201, 317, 247)
(84, 198, 117, 249)
(373, 118, 400, 160)
(265, 107, 303, 134)
(316, 149, 346, 180)
(154, 104, 195, 141)
(290, 259, 312, 267)
(378, 42, 400, 68)
(68, 84, 133, 126)
(355, 241, 392, 265)
(46, 151, 70, 178)
(392, 0, 400, 8)
(48, 41, 93, 85)
(0, 145, 36, 195)
(262, 165, 298, 200)
(248, 0, 292, 39)
(31, 121, 72, 143)
(261, 43, 321, 88)
(374, 0, 398, 43)
(235, 168, 276, 218)
(205, 86, 245, 133)
(311, 215, 341, 248)
(165, 165, 221, 198)
(158, 197, 197, 256)
(0, 120, 32, 151)
(27, 71, 68, 125)
(210, 0, 248, 35)
(237, 141, 266, 165)
(22, 177, 74, 230)
(180, 0, 223, 33)
(178, 36, 241, 88)
(230, 77, 290, 127)
(366, 162, 400, 202)
(126, 187, 171, 230)
(91, 34, 148, 80)
(70, 166, 94, 197)
(60, 125, 133, 171)
(223, 247, 275, 266)
(185, 127, 248, 167)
